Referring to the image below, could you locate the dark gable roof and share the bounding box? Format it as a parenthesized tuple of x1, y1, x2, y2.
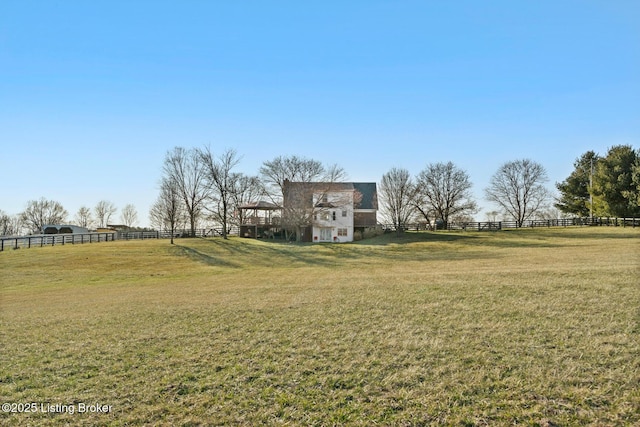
(283, 181, 377, 210)
(352, 182, 378, 210)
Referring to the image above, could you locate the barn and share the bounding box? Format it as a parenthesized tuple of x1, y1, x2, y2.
(42, 224, 90, 234)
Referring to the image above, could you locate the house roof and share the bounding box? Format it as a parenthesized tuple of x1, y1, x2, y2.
(352, 182, 378, 210)
(283, 181, 377, 210)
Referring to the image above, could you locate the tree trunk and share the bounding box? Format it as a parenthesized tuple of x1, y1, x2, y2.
(190, 216, 196, 237)
(222, 202, 228, 239)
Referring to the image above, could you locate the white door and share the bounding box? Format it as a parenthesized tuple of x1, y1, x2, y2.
(319, 228, 332, 241)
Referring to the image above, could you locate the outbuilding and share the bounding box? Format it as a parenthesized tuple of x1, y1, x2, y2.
(42, 224, 89, 234)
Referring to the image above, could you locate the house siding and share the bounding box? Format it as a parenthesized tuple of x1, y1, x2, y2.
(312, 190, 354, 242)
(354, 211, 377, 228)
(282, 181, 377, 243)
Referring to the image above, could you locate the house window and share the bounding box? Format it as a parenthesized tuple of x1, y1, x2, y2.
(332, 211, 336, 221)
(338, 228, 348, 236)
(322, 194, 328, 203)
(342, 210, 347, 217)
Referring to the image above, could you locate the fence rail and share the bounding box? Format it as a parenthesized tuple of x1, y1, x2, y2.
(154, 226, 240, 239)
(2, 218, 637, 252)
(389, 216, 640, 232)
(0, 227, 244, 252)
(0, 232, 118, 251)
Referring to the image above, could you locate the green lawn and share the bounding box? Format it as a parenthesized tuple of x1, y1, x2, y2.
(1, 228, 639, 426)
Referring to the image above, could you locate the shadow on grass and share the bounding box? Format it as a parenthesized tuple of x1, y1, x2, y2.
(172, 244, 241, 268)
(252, 234, 501, 263)
(175, 238, 340, 268)
(354, 232, 479, 246)
(238, 241, 341, 267)
(354, 231, 563, 249)
(171, 226, 637, 268)
(509, 228, 640, 240)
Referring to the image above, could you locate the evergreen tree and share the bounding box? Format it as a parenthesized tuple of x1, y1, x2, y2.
(593, 145, 640, 217)
(627, 157, 640, 212)
(555, 151, 599, 217)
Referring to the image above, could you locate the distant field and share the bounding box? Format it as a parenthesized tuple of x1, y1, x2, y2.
(1, 228, 639, 426)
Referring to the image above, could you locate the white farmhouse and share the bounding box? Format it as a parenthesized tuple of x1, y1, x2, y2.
(283, 181, 378, 243)
(312, 185, 355, 242)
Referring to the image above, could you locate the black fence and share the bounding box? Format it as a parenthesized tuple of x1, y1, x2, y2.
(390, 217, 640, 232)
(2, 219, 637, 252)
(154, 226, 240, 239)
(0, 227, 243, 252)
(0, 232, 118, 252)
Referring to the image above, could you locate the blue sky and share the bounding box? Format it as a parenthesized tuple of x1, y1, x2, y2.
(1, 1, 638, 226)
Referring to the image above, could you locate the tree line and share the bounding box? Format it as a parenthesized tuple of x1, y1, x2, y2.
(149, 144, 639, 241)
(379, 158, 550, 232)
(0, 199, 140, 236)
(2, 144, 638, 238)
(150, 147, 346, 243)
(380, 145, 640, 232)
(555, 145, 640, 218)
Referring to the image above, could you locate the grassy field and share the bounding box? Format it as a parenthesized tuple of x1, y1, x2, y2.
(1, 227, 639, 426)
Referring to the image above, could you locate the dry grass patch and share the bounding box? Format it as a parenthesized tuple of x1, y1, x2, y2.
(1, 227, 639, 425)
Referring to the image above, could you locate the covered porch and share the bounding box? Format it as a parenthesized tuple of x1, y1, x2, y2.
(238, 201, 282, 239)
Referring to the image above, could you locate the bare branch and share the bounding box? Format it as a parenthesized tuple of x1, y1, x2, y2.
(379, 167, 417, 234)
(415, 162, 478, 227)
(485, 159, 550, 227)
(162, 147, 209, 237)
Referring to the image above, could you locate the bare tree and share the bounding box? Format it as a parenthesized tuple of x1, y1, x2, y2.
(163, 147, 208, 237)
(120, 204, 138, 228)
(260, 155, 329, 201)
(324, 163, 348, 183)
(74, 206, 93, 229)
(0, 210, 22, 236)
(281, 181, 314, 241)
(485, 210, 499, 222)
(198, 147, 241, 239)
(20, 198, 68, 234)
(0, 210, 11, 236)
(533, 206, 560, 221)
(260, 155, 347, 240)
(150, 177, 182, 244)
(94, 200, 117, 228)
(379, 168, 417, 235)
(415, 162, 478, 228)
(229, 174, 263, 227)
(281, 180, 355, 242)
(485, 159, 550, 227)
